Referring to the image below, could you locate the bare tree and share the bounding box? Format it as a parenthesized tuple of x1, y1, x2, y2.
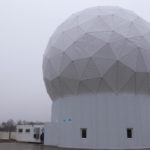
(0, 119, 16, 140)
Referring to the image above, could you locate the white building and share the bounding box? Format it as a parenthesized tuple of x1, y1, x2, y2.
(16, 124, 44, 143)
(43, 6, 150, 149)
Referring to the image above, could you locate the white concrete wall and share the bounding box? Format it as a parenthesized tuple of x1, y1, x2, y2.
(16, 124, 44, 143)
(45, 93, 150, 149)
(10, 132, 16, 140)
(0, 131, 16, 140)
(44, 122, 58, 146)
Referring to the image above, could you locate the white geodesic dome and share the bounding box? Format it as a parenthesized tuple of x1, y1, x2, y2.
(43, 6, 150, 100)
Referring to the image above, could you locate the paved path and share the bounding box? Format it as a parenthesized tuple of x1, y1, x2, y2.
(1, 143, 150, 150)
(0, 143, 58, 150)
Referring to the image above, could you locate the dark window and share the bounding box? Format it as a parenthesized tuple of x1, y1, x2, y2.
(33, 134, 40, 139)
(81, 128, 87, 138)
(127, 128, 133, 138)
(26, 129, 30, 133)
(18, 129, 23, 133)
(34, 127, 40, 134)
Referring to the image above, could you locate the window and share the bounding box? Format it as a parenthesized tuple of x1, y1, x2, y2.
(127, 128, 133, 138)
(81, 128, 87, 138)
(26, 129, 30, 133)
(18, 128, 23, 133)
(33, 134, 40, 139)
(33, 127, 40, 139)
(34, 127, 40, 134)
(41, 128, 44, 133)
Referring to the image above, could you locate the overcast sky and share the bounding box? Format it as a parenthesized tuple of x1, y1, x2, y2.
(0, 0, 150, 123)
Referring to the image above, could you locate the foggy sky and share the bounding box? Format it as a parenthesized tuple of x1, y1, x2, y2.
(0, 0, 150, 123)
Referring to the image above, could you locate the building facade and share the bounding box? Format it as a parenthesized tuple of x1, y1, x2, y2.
(16, 124, 44, 143)
(43, 6, 150, 149)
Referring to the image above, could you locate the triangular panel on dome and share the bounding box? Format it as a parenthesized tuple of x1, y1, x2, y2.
(139, 49, 150, 71)
(77, 7, 100, 25)
(98, 6, 119, 16)
(86, 33, 109, 56)
(102, 62, 118, 92)
(79, 18, 97, 32)
(92, 56, 116, 76)
(59, 52, 72, 74)
(52, 32, 74, 51)
(60, 77, 79, 95)
(115, 21, 132, 37)
(136, 50, 147, 72)
(115, 8, 137, 22)
(109, 31, 124, 43)
(81, 78, 101, 93)
(77, 80, 93, 95)
(61, 14, 78, 31)
(50, 78, 62, 99)
(98, 14, 114, 30)
(59, 77, 76, 98)
(87, 16, 112, 32)
(136, 73, 149, 95)
(148, 73, 150, 95)
(75, 33, 107, 57)
(126, 22, 142, 37)
(120, 49, 139, 71)
(44, 78, 55, 99)
(60, 62, 79, 80)
(111, 14, 130, 28)
(98, 78, 114, 93)
(81, 58, 100, 80)
(118, 62, 134, 90)
(64, 26, 85, 42)
(45, 46, 62, 58)
(129, 36, 150, 50)
(88, 31, 112, 43)
(43, 58, 58, 81)
(44, 78, 60, 100)
(73, 58, 89, 78)
(48, 29, 62, 47)
(110, 37, 137, 58)
(133, 17, 150, 35)
(93, 43, 116, 59)
(144, 31, 150, 43)
(50, 53, 63, 74)
(120, 73, 136, 94)
(65, 43, 88, 60)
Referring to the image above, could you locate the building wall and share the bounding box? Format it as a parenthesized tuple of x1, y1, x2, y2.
(0, 131, 16, 140)
(16, 124, 44, 143)
(45, 93, 150, 149)
(44, 122, 58, 146)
